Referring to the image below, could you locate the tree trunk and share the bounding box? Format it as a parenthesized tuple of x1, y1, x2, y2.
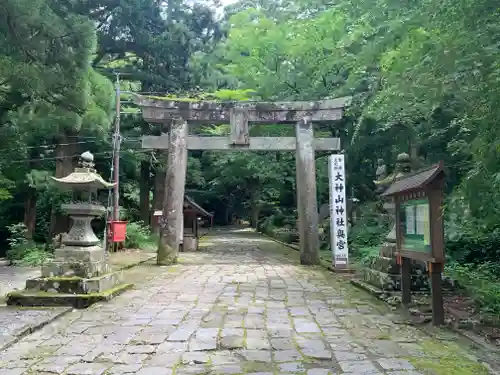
(251, 205, 260, 229)
(23, 150, 39, 240)
(249, 190, 261, 228)
(139, 159, 151, 225)
(49, 131, 78, 239)
(224, 205, 230, 225)
(24, 189, 37, 240)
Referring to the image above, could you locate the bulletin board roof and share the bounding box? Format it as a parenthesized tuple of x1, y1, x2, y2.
(381, 162, 444, 197)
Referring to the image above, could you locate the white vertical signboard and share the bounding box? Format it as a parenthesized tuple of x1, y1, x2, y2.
(328, 155, 349, 267)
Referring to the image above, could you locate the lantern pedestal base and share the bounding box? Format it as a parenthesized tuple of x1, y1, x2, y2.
(41, 245, 111, 278)
(5, 282, 133, 309)
(5, 270, 131, 309)
(6, 244, 133, 309)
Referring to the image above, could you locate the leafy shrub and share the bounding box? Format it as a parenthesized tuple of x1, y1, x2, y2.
(357, 246, 381, 265)
(349, 201, 390, 248)
(272, 228, 298, 243)
(6, 222, 51, 266)
(18, 247, 52, 266)
(258, 214, 277, 235)
(6, 222, 29, 258)
(125, 221, 156, 249)
(445, 229, 500, 271)
(446, 262, 500, 315)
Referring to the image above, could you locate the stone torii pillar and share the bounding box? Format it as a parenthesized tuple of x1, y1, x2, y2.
(159, 119, 188, 264)
(134, 96, 351, 265)
(295, 116, 319, 264)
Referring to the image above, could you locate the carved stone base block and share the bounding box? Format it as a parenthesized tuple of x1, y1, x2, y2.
(41, 245, 111, 278)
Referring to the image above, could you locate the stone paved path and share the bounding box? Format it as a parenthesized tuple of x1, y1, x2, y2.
(0, 265, 40, 300)
(0, 229, 493, 374)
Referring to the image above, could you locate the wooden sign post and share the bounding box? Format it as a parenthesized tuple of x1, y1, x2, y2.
(381, 162, 446, 326)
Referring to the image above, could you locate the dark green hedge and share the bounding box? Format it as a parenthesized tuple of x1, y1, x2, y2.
(446, 230, 500, 267)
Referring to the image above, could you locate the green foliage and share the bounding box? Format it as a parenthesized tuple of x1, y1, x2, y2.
(258, 210, 298, 243)
(220, 0, 500, 229)
(6, 222, 51, 265)
(25, 170, 51, 190)
(446, 262, 500, 315)
(445, 228, 500, 267)
(125, 221, 157, 249)
(17, 247, 52, 267)
(356, 246, 382, 266)
(0, 173, 13, 201)
(349, 202, 390, 249)
(347, 201, 389, 264)
(6, 222, 29, 254)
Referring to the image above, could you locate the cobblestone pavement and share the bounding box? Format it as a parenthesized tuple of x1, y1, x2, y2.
(0, 307, 70, 351)
(0, 229, 493, 374)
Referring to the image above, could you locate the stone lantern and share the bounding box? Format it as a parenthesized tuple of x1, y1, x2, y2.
(374, 153, 412, 257)
(356, 153, 430, 294)
(43, 151, 114, 277)
(7, 152, 131, 308)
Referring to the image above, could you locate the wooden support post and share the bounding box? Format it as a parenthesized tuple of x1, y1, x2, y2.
(401, 257, 412, 305)
(295, 116, 320, 265)
(429, 262, 445, 325)
(192, 215, 197, 237)
(157, 119, 188, 265)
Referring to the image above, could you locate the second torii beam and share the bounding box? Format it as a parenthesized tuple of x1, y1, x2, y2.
(142, 135, 341, 151)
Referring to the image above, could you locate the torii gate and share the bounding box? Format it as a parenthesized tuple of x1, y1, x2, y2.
(134, 96, 351, 265)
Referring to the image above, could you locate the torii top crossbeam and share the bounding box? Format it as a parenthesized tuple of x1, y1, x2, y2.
(134, 95, 351, 152)
(134, 95, 351, 124)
